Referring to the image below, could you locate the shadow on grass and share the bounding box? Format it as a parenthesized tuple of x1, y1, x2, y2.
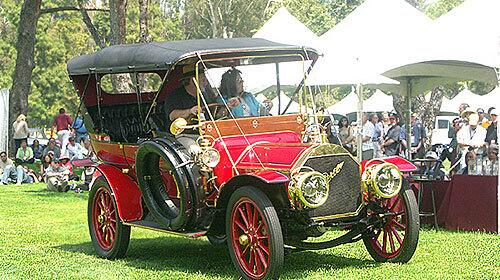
(55, 236, 375, 278)
(24, 188, 88, 199)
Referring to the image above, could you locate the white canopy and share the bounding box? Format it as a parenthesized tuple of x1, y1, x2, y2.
(440, 87, 483, 113)
(325, 90, 358, 116)
(479, 87, 500, 107)
(434, 0, 500, 69)
(363, 90, 395, 112)
(270, 91, 303, 115)
(312, 0, 435, 85)
(253, 7, 319, 48)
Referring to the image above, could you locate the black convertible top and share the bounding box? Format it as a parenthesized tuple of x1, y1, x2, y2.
(67, 38, 318, 75)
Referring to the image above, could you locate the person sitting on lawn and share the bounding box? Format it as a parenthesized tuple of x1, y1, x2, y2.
(66, 136, 87, 160)
(31, 139, 44, 160)
(45, 158, 70, 192)
(76, 166, 96, 192)
(15, 139, 34, 165)
(83, 138, 94, 158)
(42, 138, 61, 159)
(1, 151, 16, 185)
(39, 154, 53, 182)
(59, 154, 79, 181)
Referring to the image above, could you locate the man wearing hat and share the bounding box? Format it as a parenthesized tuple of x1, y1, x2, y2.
(163, 65, 214, 153)
(381, 112, 402, 156)
(164, 65, 213, 125)
(485, 108, 497, 145)
(477, 108, 488, 129)
(457, 113, 487, 169)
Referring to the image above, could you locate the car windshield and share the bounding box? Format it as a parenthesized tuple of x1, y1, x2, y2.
(201, 57, 314, 120)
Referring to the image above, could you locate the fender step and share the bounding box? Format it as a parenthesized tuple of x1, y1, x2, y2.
(123, 220, 206, 238)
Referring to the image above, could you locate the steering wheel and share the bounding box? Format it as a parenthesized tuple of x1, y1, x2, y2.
(201, 103, 230, 121)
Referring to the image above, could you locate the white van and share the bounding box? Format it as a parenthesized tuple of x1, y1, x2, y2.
(431, 115, 458, 145)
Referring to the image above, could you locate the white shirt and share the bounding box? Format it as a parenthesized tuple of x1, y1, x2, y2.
(362, 121, 375, 151)
(457, 125, 487, 149)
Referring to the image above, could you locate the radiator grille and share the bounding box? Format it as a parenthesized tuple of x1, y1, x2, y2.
(303, 154, 361, 218)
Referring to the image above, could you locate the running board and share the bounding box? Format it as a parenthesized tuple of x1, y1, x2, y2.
(123, 220, 206, 238)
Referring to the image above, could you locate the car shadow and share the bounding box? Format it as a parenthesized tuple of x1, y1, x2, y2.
(55, 236, 376, 278)
(23, 188, 89, 200)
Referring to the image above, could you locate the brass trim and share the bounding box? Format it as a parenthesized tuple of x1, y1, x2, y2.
(123, 222, 206, 238)
(310, 203, 364, 222)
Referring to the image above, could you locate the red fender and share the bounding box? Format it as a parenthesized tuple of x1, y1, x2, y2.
(249, 170, 289, 184)
(360, 156, 417, 173)
(94, 164, 143, 222)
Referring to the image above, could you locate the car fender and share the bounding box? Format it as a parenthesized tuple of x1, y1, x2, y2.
(94, 164, 143, 222)
(360, 156, 417, 173)
(217, 170, 290, 210)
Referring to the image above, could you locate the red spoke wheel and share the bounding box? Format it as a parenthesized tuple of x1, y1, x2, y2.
(226, 187, 284, 280)
(363, 182, 419, 263)
(88, 177, 131, 259)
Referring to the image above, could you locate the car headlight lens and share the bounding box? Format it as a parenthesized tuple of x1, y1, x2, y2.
(296, 171, 329, 208)
(362, 163, 402, 198)
(200, 148, 220, 168)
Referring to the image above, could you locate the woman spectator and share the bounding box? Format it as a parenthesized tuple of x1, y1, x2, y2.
(31, 139, 44, 160)
(338, 116, 355, 154)
(12, 114, 29, 152)
(39, 154, 53, 182)
(219, 68, 272, 117)
(60, 154, 79, 181)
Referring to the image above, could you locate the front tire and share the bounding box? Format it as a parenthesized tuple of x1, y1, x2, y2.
(363, 182, 419, 263)
(88, 177, 131, 259)
(226, 187, 284, 280)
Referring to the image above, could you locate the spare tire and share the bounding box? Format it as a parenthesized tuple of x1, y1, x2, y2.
(135, 138, 196, 230)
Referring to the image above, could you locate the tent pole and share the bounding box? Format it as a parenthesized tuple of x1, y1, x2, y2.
(356, 83, 363, 161)
(276, 63, 281, 115)
(496, 68, 499, 235)
(405, 78, 412, 160)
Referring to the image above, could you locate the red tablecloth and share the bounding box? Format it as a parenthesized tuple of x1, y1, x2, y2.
(437, 175, 498, 233)
(410, 175, 498, 233)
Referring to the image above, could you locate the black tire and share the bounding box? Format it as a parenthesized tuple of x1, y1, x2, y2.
(226, 187, 284, 280)
(207, 234, 227, 246)
(363, 182, 419, 263)
(88, 177, 131, 259)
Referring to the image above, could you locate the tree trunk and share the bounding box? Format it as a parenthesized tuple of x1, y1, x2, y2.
(109, 0, 127, 45)
(138, 0, 150, 43)
(8, 0, 42, 155)
(109, 0, 129, 92)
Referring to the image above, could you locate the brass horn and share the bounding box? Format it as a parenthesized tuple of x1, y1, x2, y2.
(170, 118, 200, 135)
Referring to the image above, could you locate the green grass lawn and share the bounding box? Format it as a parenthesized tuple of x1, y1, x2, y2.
(0, 183, 499, 279)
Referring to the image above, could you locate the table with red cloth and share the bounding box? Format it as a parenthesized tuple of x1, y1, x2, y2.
(411, 175, 498, 233)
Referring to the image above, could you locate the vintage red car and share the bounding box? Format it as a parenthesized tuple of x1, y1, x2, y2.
(67, 38, 420, 279)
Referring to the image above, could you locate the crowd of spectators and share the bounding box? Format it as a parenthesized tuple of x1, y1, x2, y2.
(0, 107, 96, 192)
(329, 103, 498, 176)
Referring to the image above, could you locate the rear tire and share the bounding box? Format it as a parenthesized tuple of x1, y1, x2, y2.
(226, 187, 284, 279)
(207, 234, 227, 246)
(363, 182, 419, 263)
(88, 177, 131, 259)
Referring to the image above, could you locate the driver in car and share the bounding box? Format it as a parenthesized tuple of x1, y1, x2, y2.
(164, 65, 216, 154)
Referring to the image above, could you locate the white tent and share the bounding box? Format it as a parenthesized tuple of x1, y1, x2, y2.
(253, 7, 319, 48)
(325, 90, 358, 116)
(440, 87, 483, 113)
(434, 0, 500, 69)
(479, 87, 500, 107)
(363, 90, 395, 112)
(270, 91, 301, 115)
(0, 89, 9, 153)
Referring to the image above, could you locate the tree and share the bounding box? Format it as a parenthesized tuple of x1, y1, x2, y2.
(8, 0, 42, 154)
